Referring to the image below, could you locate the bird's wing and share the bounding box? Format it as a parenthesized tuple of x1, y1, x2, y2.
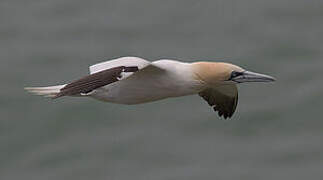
(198, 85, 238, 119)
(53, 57, 162, 98)
(89, 56, 151, 74)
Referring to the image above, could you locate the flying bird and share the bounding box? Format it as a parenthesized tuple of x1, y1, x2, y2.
(25, 57, 275, 119)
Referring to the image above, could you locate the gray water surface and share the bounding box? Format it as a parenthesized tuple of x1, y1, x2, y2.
(1, 0, 323, 179)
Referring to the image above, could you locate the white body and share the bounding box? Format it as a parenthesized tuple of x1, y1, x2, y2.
(89, 58, 204, 104)
(25, 56, 275, 119)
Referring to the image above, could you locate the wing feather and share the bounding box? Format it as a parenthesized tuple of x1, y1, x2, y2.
(53, 57, 162, 99)
(53, 66, 134, 98)
(89, 57, 150, 74)
(199, 85, 238, 119)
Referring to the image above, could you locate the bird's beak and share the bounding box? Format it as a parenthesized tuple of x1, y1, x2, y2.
(232, 71, 276, 83)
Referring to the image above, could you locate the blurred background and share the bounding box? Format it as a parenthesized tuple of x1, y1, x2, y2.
(1, 0, 323, 179)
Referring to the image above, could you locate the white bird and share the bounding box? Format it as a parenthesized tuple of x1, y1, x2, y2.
(25, 56, 275, 119)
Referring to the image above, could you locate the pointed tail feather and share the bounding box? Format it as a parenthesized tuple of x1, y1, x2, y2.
(24, 85, 66, 98)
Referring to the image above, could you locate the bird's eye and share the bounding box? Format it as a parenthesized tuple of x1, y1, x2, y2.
(229, 71, 244, 80)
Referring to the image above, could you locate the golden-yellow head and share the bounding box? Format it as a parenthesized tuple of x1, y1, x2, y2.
(192, 62, 275, 85)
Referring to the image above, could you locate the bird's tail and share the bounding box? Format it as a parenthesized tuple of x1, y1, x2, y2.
(24, 84, 66, 98)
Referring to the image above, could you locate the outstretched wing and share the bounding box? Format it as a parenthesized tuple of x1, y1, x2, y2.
(53, 57, 157, 98)
(89, 56, 151, 74)
(199, 85, 238, 119)
(53, 66, 139, 98)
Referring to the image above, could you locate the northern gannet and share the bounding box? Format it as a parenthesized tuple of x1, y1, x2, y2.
(25, 57, 275, 119)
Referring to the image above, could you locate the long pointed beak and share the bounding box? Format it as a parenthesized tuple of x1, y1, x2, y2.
(232, 71, 276, 83)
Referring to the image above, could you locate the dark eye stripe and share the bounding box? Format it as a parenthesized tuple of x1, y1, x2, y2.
(229, 71, 244, 80)
(233, 71, 244, 77)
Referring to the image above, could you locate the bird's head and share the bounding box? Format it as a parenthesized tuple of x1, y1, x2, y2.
(192, 62, 276, 86)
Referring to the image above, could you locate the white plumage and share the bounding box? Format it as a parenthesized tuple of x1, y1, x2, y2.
(25, 56, 275, 119)
(24, 85, 66, 98)
(91, 58, 204, 104)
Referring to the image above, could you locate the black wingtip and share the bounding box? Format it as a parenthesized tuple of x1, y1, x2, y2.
(123, 66, 139, 72)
